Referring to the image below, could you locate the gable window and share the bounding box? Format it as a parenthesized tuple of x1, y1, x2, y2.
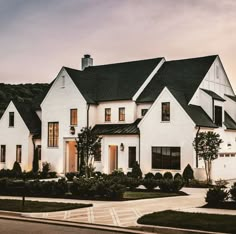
(105, 108, 111, 122)
(0, 145, 6, 163)
(214, 106, 222, 127)
(16, 145, 22, 163)
(48, 122, 59, 147)
(119, 108, 125, 121)
(9, 112, 14, 127)
(162, 102, 170, 121)
(141, 109, 148, 117)
(128, 147, 136, 168)
(70, 109, 78, 126)
(152, 147, 180, 170)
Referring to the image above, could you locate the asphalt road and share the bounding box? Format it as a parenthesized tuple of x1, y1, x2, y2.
(0, 218, 136, 234)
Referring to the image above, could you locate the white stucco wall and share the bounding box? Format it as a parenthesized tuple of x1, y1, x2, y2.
(41, 68, 87, 173)
(224, 95, 236, 121)
(0, 102, 32, 171)
(99, 135, 139, 174)
(96, 100, 137, 124)
(139, 88, 196, 175)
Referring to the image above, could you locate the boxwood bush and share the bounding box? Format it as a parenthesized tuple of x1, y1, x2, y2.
(206, 186, 228, 205)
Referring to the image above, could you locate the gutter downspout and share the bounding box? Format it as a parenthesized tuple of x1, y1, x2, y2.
(195, 126, 201, 168)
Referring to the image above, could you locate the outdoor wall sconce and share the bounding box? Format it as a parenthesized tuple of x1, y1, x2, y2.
(70, 126, 75, 135)
(120, 143, 124, 151)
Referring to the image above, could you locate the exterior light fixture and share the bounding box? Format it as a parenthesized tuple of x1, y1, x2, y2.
(70, 126, 75, 135)
(120, 143, 124, 151)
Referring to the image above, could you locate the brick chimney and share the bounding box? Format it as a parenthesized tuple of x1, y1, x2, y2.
(81, 54, 93, 70)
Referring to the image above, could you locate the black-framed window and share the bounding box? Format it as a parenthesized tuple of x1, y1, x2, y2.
(152, 147, 180, 170)
(48, 122, 59, 147)
(161, 102, 170, 121)
(128, 147, 136, 168)
(36, 145, 41, 161)
(16, 145, 22, 163)
(0, 145, 6, 163)
(141, 109, 148, 117)
(105, 108, 111, 122)
(94, 147, 101, 161)
(9, 112, 14, 127)
(119, 107, 125, 121)
(214, 106, 222, 127)
(70, 109, 78, 126)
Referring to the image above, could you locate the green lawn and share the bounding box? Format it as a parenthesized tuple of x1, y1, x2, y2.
(0, 199, 92, 212)
(137, 210, 236, 233)
(123, 190, 186, 200)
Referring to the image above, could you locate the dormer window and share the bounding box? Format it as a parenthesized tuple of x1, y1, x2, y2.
(161, 102, 170, 121)
(119, 108, 125, 121)
(214, 106, 222, 127)
(9, 112, 14, 127)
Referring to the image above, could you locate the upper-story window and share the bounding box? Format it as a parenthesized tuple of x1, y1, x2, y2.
(70, 109, 78, 126)
(216, 66, 219, 79)
(105, 108, 111, 122)
(161, 102, 170, 121)
(16, 145, 22, 163)
(119, 107, 125, 121)
(48, 122, 59, 147)
(9, 112, 14, 127)
(141, 109, 148, 117)
(214, 106, 222, 127)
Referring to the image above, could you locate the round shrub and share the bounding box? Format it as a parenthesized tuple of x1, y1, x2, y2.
(142, 178, 158, 191)
(144, 172, 154, 179)
(206, 186, 228, 205)
(174, 173, 182, 180)
(12, 161, 22, 177)
(163, 172, 173, 180)
(159, 178, 184, 193)
(131, 161, 142, 178)
(111, 169, 125, 177)
(154, 172, 163, 180)
(126, 177, 141, 191)
(183, 164, 194, 186)
(126, 172, 132, 177)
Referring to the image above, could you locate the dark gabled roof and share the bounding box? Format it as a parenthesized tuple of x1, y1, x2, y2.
(224, 111, 236, 130)
(168, 88, 218, 128)
(201, 89, 225, 101)
(225, 94, 236, 102)
(13, 101, 41, 135)
(92, 119, 141, 135)
(64, 57, 164, 103)
(137, 55, 217, 103)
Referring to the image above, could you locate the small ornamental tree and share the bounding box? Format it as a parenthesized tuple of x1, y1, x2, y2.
(193, 131, 223, 184)
(76, 127, 101, 178)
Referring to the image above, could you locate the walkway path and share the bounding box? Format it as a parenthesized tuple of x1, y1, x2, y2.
(22, 188, 207, 227)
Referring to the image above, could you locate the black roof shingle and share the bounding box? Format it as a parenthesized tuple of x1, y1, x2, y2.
(201, 89, 225, 101)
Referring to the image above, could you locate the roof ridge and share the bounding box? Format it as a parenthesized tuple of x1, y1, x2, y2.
(166, 55, 218, 63)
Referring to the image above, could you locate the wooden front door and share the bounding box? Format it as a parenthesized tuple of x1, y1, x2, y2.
(68, 141, 77, 172)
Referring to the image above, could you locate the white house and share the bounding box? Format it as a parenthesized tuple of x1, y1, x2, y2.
(0, 101, 41, 171)
(1, 54, 236, 180)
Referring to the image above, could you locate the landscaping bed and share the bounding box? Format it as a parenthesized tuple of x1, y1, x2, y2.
(202, 202, 236, 210)
(137, 210, 236, 233)
(0, 199, 92, 212)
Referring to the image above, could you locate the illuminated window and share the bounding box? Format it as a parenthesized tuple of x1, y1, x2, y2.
(0, 145, 6, 163)
(119, 107, 125, 121)
(16, 145, 22, 163)
(162, 102, 170, 121)
(48, 122, 59, 147)
(9, 112, 14, 127)
(70, 109, 78, 126)
(105, 108, 111, 122)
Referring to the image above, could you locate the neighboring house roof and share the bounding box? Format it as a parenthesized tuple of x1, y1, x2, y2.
(201, 89, 225, 101)
(64, 57, 164, 103)
(92, 119, 141, 135)
(13, 101, 41, 135)
(137, 55, 218, 128)
(225, 94, 236, 102)
(224, 111, 236, 130)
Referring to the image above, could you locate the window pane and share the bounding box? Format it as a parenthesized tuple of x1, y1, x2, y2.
(152, 147, 161, 169)
(128, 147, 136, 168)
(171, 147, 180, 169)
(215, 106, 222, 127)
(94, 146, 101, 161)
(162, 103, 170, 121)
(70, 109, 78, 125)
(16, 145, 22, 163)
(9, 112, 14, 127)
(119, 108, 125, 121)
(105, 108, 111, 121)
(48, 122, 59, 147)
(0, 145, 6, 163)
(162, 147, 171, 169)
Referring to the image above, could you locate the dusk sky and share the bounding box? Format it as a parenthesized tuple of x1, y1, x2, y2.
(1, 0, 236, 89)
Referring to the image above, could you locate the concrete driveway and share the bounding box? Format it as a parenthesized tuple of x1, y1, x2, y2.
(23, 188, 207, 227)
